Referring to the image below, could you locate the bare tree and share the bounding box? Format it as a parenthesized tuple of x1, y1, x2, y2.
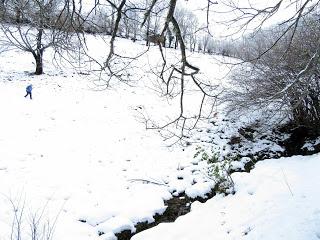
(174, 7, 199, 51)
(166, 26, 174, 47)
(0, 0, 219, 142)
(0, 0, 84, 75)
(223, 5, 320, 133)
(198, 33, 211, 53)
(93, 0, 222, 144)
(187, 14, 198, 52)
(0, 0, 216, 142)
(121, 5, 140, 40)
(5, 196, 62, 240)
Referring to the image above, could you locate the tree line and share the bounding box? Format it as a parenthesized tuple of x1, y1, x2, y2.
(224, 10, 320, 134)
(0, 0, 319, 141)
(0, 0, 224, 75)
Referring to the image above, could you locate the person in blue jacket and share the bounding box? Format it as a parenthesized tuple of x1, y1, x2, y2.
(24, 84, 33, 99)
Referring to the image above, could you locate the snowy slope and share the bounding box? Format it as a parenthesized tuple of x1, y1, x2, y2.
(133, 154, 320, 240)
(0, 37, 229, 240)
(0, 35, 319, 240)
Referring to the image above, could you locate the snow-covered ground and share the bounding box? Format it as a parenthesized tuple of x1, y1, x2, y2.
(0, 37, 225, 240)
(0, 36, 319, 240)
(133, 154, 320, 240)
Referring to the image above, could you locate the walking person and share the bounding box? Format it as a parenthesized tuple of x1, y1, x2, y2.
(24, 84, 33, 99)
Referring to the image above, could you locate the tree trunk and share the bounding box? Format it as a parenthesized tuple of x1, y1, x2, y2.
(15, 8, 21, 23)
(167, 28, 173, 48)
(34, 52, 43, 75)
(145, 15, 151, 46)
(34, 28, 44, 75)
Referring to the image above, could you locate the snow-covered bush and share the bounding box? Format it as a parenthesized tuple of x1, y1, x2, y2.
(225, 15, 320, 134)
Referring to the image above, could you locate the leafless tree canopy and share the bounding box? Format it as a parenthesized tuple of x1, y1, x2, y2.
(221, 1, 320, 133)
(0, 0, 88, 74)
(98, 0, 320, 141)
(94, 0, 222, 144)
(1, 0, 319, 141)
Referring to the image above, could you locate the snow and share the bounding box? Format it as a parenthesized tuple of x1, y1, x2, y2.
(302, 137, 320, 151)
(133, 154, 320, 240)
(185, 182, 215, 199)
(230, 159, 246, 171)
(0, 33, 319, 240)
(0, 36, 224, 239)
(96, 216, 136, 235)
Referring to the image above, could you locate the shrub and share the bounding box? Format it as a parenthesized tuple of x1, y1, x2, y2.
(226, 15, 320, 134)
(194, 146, 235, 194)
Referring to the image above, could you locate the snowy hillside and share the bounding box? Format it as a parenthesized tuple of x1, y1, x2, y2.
(0, 37, 225, 240)
(0, 36, 319, 240)
(133, 154, 320, 240)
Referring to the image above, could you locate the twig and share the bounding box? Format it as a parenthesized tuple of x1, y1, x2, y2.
(128, 178, 168, 186)
(281, 168, 294, 197)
